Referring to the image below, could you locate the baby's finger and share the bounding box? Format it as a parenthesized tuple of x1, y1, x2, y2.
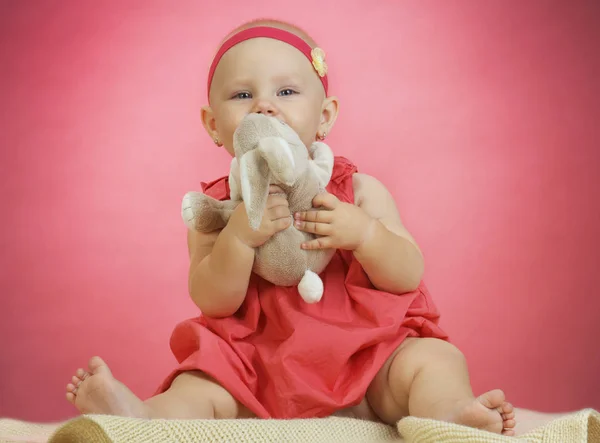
(266, 195, 289, 209)
(269, 185, 285, 194)
(301, 236, 333, 250)
(294, 220, 333, 236)
(312, 193, 339, 210)
(272, 216, 292, 232)
(268, 205, 291, 220)
(294, 209, 333, 223)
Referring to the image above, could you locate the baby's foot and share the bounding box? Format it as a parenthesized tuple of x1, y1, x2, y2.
(66, 356, 149, 418)
(443, 389, 516, 436)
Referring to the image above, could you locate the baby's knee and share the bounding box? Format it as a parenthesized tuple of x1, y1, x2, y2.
(167, 370, 244, 419)
(422, 336, 462, 352)
(401, 337, 465, 367)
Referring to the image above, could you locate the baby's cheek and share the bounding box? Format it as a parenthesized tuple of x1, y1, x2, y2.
(299, 131, 317, 149)
(283, 117, 312, 144)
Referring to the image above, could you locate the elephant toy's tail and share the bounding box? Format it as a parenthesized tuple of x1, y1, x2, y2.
(298, 269, 324, 303)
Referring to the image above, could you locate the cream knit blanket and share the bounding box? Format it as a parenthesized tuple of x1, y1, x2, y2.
(1, 408, 598, 443)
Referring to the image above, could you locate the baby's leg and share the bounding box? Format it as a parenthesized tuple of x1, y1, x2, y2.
(66, 356, 252, 419)
(366, 338, 516, 436)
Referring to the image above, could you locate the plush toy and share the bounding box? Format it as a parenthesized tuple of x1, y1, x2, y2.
(181, 113, 336, 303)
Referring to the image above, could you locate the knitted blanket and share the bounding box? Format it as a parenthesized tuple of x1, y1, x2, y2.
(1, 408, 598, 443)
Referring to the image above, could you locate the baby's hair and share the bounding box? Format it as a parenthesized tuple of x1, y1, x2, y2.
(218, 18, 319, 49)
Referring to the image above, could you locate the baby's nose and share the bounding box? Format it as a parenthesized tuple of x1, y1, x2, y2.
(252, 99, 278, 116)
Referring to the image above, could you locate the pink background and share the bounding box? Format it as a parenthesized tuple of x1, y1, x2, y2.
(1, 0, 599, 421)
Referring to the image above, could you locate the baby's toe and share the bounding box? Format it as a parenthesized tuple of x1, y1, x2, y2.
(501, 402, 514, 414)
(504, 419, 516, 429)
(502, 410, 516, 421)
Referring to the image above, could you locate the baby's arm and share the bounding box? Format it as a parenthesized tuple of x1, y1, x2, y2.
(187, 190, 291, 318)
(353, 173, 424, 294)
(187, 222, 254, 318)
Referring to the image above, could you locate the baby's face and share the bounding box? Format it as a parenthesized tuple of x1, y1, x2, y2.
(205, 38, 329, 155)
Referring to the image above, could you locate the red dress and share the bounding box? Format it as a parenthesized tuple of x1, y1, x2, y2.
(156, 157, 448, 418)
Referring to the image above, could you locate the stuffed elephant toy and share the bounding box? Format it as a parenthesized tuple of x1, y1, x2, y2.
(181, 113, 336, 303)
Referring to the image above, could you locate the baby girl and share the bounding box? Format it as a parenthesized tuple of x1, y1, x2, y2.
(65, 19, 516, 436)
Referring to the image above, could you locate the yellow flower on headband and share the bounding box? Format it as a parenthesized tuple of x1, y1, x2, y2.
(311, 47, 328, 77)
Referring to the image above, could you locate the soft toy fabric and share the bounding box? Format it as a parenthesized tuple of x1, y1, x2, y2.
(182, 113, 335, 303)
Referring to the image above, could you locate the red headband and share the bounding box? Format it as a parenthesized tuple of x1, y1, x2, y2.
(207, 26, 329, 101)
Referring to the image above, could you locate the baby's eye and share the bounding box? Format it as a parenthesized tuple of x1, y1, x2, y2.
(278, 89, 297, 97)
(232, 92, 251, 100)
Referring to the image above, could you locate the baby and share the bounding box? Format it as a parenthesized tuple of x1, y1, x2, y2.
(65, 19, 516, 435)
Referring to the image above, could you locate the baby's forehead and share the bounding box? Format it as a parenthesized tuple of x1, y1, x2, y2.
(206, 23, 328, 99)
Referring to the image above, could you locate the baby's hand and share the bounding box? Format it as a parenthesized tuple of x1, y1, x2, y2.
(294, 192, 374, 250)
(229, 185, 291, 248)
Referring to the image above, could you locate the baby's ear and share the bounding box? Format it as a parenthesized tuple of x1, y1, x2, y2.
(319, 96, 339, 133)
(200, 106, 218, 142)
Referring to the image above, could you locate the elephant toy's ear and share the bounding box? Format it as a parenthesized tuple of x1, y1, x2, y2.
(258, 136, 296, 186)
(228, 157, 242, 201)
(309, 142, 335, 188)
(240, 149, 270, 231)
